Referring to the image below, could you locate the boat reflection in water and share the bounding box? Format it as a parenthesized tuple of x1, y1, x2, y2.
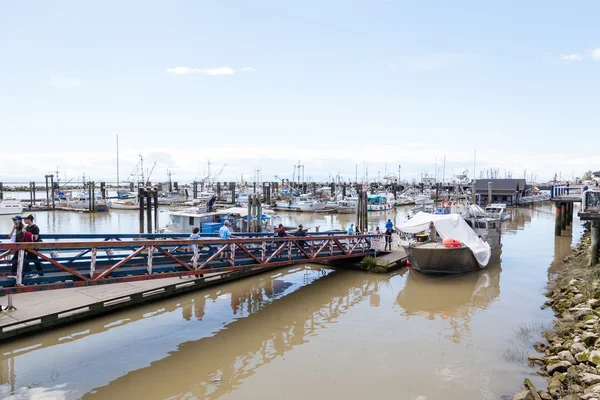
(396, 263, 502, 343)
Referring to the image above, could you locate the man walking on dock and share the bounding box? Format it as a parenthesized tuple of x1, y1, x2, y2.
(23, 214, 43, 278)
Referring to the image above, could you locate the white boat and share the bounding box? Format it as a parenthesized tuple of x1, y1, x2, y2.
(275, 195, 325, 212)
(0, 199, 24, 215)
(110, 199, 140, 210)
(69, 193, 110, 212)
(485, 203, 511, 221)
(163, 207, 274, 233)
(367, 194, 393, 211)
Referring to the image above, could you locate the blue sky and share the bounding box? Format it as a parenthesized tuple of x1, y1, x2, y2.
(1, 0, 598, 184)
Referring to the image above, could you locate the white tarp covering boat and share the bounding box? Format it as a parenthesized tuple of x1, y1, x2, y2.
(399, 212, 491, 267)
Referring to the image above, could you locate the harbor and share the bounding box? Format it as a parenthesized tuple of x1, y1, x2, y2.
(4, 1, 600, 398)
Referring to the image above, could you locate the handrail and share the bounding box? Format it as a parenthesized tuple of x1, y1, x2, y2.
(0, 234, 376, 294)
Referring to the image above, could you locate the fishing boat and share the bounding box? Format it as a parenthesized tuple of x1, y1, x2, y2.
(398, 212, 502, 274)
(275, 194, 325, 212)
(485, 203, 511, 221)
(163, 207, 274, 233)
(69, 193, 110, 212)
(0, 199, 24, 215)
(367, 194, 393, 211)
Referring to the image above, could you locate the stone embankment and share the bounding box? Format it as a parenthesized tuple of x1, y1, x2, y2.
(512, 229, 600, 400)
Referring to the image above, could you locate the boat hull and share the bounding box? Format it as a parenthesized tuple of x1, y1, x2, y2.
(405, 245, 501, 274)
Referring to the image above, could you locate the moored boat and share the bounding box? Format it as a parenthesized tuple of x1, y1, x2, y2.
(398, 212, 502, 274)
(275, 195, 325, 212)
(0, 199, 24, 215)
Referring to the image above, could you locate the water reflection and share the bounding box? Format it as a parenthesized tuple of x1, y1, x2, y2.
(396, 264, 502, 343)
(0, 266, 381, 399)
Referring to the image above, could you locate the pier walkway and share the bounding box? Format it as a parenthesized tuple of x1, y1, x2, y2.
(0, 232, 375, 295)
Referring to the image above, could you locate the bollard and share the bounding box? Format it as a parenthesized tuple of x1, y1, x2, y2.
(591, 222, 600, 266)
(555, 204, 562, 236)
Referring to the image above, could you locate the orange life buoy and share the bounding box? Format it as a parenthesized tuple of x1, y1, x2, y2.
(442, 200, 453, 209)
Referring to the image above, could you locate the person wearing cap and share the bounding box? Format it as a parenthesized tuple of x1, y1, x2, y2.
(8, 215, 24, 243)
(7, 216, 25, 279)
(22, 214, 43, 278)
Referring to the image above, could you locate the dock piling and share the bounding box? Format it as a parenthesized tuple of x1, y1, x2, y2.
(591, 222, 600, 266)
(139, 188, 145, 234)
(561, 203, 567, 231)
(487, 182, 492, 205)
(0, 183, 3, 200)
(555, 203, 562, 236)
(146, 189, 153, 234)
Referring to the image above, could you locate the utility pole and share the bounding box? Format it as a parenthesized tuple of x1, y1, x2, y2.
(473, 149, 476, 182)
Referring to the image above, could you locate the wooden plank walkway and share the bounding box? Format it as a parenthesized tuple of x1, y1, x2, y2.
(0, 269, 268, 341)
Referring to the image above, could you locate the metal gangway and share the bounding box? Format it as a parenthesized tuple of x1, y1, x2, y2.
(0, 232, 375, 295)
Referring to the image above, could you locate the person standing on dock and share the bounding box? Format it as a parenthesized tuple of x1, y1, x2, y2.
(8, 216, 25, 279)
(385, 219, 394, 231)
(23, 214, 43, 278)
(347, 223, 354, 235)
(384, 227, 393, 251)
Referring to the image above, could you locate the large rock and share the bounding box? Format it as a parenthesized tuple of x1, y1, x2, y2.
(510, 390, 533, 400)
(528, 354, 545, 366)
(547, 373, 565, 397)
(583, 331, 600, 346)
(578, 350, 600, 366)
(558, 350, 577, 365)
(570, 307, 594, 320)
(585, 382, 600, 395)
(580, 373, 600, 386)
(547, 361, 572, 374)
(572, 342, 587, 354)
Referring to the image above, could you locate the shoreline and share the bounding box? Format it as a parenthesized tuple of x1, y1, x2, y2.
(511, 225, 600, 400)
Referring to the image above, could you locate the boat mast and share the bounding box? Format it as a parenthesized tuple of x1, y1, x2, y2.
(116, 135, 120, 190)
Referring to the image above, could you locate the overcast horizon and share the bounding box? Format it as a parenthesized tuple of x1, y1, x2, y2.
(2, 1, 598, 184)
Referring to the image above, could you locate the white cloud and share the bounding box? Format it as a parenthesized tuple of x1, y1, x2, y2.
(240, 67, 256, 72)
(559, 54, 584, 63)
(591, 48, 600, 61)
(50, 76, 81, 88)
(166, 67, 235, 76)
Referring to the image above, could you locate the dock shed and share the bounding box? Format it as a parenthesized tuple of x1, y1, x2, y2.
(475, 179, 527, 206)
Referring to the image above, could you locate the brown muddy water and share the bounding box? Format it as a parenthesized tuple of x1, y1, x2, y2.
(0, 203, 584, 399)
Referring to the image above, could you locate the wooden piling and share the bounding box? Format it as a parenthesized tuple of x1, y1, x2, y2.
(230, 182, 236, 204)
(50, 175, 55, 210)
(487, 182, 492, 205)
(153, 189, 159, 233)
(256, 195, 262, 233)
(146, 189, 153, 234)
(138, 188, 145, 234)
(561, 203, 567, 231)
(216, 182, 221, 200)
(555, 203, 562, 236)
(0, 182, 3, 200)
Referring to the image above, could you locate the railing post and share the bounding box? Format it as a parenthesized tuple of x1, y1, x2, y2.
(193, 245, 198, 270)
(16, 249, 24, 286)
(6, 294, 16, 311)
(147, 245, 153, 274)
(90, 247, 97, 278)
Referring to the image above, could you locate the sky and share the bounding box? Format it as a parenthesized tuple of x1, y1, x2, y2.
(1, 0, 598, 185)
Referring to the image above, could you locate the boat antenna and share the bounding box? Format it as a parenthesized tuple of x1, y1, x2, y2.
(116, 134, 120, 189)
